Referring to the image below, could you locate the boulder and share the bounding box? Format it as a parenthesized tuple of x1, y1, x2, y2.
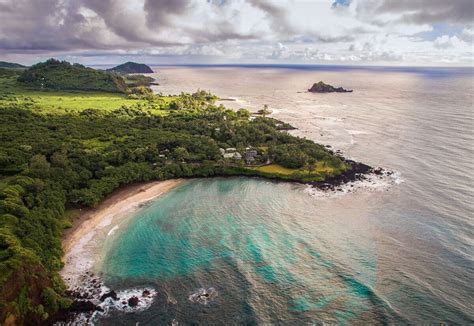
(70, 300, 104, 313)
(128, 296, 140, 307)
(100, 290, 118, 302)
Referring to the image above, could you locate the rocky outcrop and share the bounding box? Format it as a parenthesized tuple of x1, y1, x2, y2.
(128, 296, 140, 307)
(307, 159, 372, 191)
(308, 81, 352, 93)
(100, 290, 118, 302)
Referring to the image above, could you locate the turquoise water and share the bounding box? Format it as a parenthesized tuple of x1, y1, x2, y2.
(99, 178, 403, 324)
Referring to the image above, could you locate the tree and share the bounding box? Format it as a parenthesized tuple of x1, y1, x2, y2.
(29, 154, 50, 171)
(257, 104, 271, 117)
(172, 147, 189, 162)
(236, 108, 251, 120)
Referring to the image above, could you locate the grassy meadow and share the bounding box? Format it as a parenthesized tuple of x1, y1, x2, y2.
(0, 74, 174, 115)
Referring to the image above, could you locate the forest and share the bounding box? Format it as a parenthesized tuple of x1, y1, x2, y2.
(0, 61, 348, 324)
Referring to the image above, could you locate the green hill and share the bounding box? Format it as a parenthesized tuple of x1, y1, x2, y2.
(0, 61, 26, 69)
(108, 61, 154, 74)
(18, 59, 129, 93)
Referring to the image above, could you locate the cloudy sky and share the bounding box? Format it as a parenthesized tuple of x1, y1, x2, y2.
(0, 0, 473, 66)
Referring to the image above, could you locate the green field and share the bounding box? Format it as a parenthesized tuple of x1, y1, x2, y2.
(250, 162, 336, 176)
(250, 164, 296, 175)
(0, 75, 174, 115)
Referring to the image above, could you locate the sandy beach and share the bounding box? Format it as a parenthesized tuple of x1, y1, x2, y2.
(61, 179, 183, 286)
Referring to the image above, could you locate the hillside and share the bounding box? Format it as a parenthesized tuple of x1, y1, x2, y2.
(17, 59, 129, 93)
(108, 62, 153, 74)
(0, 61, 26, 69)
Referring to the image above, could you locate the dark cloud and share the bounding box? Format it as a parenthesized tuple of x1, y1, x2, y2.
(0, 0, 260, 54)
(80, 0, 182, 45)
(144, 0, 190, 28)
(248, 0, 355, 44)
(0, 0, 472, 64)
(357, 0, 474, 25)
(0, 0, 109, 52)
(248, 0, 296, 34)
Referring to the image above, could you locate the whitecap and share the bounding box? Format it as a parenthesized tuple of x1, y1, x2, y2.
(57, 273, 157, 325)
(304, 170, 403, 199)
(101, 287, 157, 313)
(188, 287, 218, 305)
(107, 225, 119, 236)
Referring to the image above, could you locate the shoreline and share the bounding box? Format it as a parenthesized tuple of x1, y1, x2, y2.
(61, 179, 183, 285)
(52, 180, 184, 324)
(62, 179, 183, 256)
(60, 160, 379, 270)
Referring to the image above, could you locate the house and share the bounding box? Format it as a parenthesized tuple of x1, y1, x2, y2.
(244, 150, 258, 164)
(223, 152, 242, 160)
(221, 147, 244, 160)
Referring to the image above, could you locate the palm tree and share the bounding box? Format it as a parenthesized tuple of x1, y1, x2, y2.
(258, 104, 271, 117)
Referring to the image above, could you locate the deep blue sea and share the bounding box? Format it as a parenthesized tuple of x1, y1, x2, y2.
(81, 65, 473, 325)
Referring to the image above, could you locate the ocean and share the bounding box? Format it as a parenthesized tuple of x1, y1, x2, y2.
(89, 65, 473, 324)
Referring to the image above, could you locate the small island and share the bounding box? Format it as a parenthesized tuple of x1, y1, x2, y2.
(308, 81, 353, 93)
(108, 61, 154, 74)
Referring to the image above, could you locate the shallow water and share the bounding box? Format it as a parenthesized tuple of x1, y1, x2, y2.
(95, 65, 473, 324)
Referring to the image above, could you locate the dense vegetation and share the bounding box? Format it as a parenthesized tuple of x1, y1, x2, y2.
(107, 62, 153, 74)
(0, 62, 26, 69)
(18, 59, 128, 93)
(123, 74, 155, 87)
(0, 61, 349, 324)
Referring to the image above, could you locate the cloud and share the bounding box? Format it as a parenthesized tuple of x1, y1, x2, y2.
(0, 0, 472, 65)
(356, 0, 474, 25)
(247, 0, 295, 35)
(434, 35, 457, 49)
(144, 0, 190, 28)
(460, 27, 474, 43)
(269, 42, 289, 59)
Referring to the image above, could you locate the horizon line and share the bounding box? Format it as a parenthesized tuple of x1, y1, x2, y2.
(87, 62, 474, 70)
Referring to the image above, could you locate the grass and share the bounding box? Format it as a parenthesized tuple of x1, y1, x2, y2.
(250, 164, 296, 175)
(0, 75, 175, 115)
(249, 162, 335, 176)
(313, 161, 336, 174)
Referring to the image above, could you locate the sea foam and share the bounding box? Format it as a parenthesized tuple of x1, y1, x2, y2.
(57, 273, 157, 325)
(305, 169, 403, 198)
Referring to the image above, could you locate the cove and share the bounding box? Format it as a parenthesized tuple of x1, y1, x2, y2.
(97, 178, 401, 324)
